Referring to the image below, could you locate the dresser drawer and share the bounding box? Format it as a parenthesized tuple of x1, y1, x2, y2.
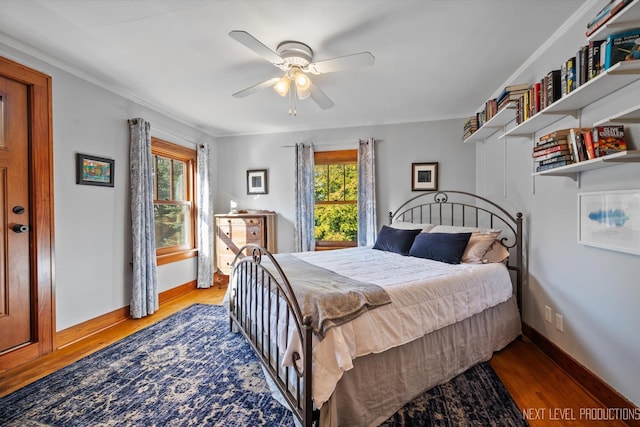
(217, 224, 263, 245)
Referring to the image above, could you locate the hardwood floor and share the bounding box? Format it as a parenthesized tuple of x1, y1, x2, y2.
(0, 285, 629, 426)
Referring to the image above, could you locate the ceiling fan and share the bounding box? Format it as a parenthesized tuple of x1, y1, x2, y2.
(229, 30, 375, 114)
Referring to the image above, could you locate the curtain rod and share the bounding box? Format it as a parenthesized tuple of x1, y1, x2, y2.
(281, 139, 381, 148)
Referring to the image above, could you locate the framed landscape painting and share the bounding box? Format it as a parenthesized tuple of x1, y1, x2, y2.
(578, 189, 640, 255)
(76, 153, 114, 187)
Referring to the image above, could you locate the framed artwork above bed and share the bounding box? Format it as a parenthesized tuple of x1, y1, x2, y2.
(412, 162, 438, 191)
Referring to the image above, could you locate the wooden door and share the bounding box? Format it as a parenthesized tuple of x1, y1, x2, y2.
(0, 74, 32, 352)
(0, 56, 54, 371)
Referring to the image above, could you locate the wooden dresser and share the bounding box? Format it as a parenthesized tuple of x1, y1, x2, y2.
(214, 212, 277, 276)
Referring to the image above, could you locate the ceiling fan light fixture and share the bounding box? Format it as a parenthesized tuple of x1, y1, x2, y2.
(293, 70, 311, 92)
(273, 75, 291, 97)
(296, 86, 310, 100)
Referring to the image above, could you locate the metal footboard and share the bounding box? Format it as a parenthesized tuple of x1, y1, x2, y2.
(228, 244, 316, 427)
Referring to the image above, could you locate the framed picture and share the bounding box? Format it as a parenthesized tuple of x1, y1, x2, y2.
(411, 162, 438, 191)
(76, 153, 114, 187)
(578, 189, 640, 255)
(247, 169, 268, 195)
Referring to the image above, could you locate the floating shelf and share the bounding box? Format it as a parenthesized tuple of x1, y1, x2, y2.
(533, 150, 640, 179)
(463, 103, 516, 143)
(593, 104, 640, 126)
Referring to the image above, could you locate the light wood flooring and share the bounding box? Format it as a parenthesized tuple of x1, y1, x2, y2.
(0, 286, 628, 427)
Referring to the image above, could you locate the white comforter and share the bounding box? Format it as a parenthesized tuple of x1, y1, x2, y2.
(225, 246, 514, 408)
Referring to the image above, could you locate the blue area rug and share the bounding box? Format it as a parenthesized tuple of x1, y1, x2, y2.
(0, 304, 527, 426)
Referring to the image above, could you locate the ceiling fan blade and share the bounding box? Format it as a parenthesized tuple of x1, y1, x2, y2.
(307, 52, 375, 74)
(309, 82, 335, 110)
(232, 77, 281, 98)
(229, 30, 283, 64)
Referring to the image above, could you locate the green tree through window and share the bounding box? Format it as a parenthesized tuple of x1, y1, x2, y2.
(314, 150, 358, 249)
(151, 137, 197, 265)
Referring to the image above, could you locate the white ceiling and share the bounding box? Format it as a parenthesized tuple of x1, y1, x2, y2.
(0, 0, 589, 137)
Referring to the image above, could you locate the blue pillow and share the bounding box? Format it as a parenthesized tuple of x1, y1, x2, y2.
(373, 225, 422, 256)
(409, 232, 472, 264)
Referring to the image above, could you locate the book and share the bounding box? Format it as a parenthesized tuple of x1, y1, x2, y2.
(536, 159, 571, 172)
(538, 129, 571, 144)
(575, 45, 588, 88)
(586, 0, 633, 36)
(575, 132, 589, 162)
(534, 150, 572, 163)
(535, 137, 570, 151)
(565, 57, 576, 95)
(533, 142, 571, 158)
(561, 61, 567, 96)
(604, 28, 640, 69)
(588, 40, 605, 80)
(592, 126, 627, 156)
(569, 127, 592, 162)
(545, 70, 562, 105)
(582, 129, 597, 159)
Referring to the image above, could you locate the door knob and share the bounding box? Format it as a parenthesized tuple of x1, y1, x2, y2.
(12, 224, 29, 233)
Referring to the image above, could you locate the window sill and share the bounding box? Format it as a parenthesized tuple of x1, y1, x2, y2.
(157, 249, 198, 266)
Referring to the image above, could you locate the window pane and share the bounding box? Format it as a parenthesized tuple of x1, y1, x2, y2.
(172, 160, 186, 201)
(314, 165, 328, 201)
(154, 203, 191, 248)
(314, 204, 357, 242)
(328, 164, 345, 201)
(156, 156, 171, 200)
(344, 164, 358, 200)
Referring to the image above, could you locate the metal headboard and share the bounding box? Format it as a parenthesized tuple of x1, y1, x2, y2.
(389, 190, 523, 312)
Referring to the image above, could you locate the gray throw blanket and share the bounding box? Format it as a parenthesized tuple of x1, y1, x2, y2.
(273, 253, 392, 339)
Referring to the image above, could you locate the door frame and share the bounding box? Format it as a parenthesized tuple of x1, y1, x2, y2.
(0, 56, 54, 370)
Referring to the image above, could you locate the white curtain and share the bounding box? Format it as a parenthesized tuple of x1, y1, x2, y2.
(196, 143, 214, 288)
(357, 138, 377, 246)
(128, 118, 158, 318)
(294, 142, 315, 252)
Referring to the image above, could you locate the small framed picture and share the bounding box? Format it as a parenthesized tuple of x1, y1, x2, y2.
(412, 162, 438, 191)
(76, 153, 115, 187)
(247, 169, 268, 194)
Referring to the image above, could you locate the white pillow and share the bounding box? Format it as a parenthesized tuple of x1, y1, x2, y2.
(391, 220, 435, 233)
(428, 225, 501, 264)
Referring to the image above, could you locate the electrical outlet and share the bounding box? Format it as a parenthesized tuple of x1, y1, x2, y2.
(556, 313, 564, 332)
(545, 306, 552, 323)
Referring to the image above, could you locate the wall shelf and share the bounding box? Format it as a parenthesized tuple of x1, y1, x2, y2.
(593, 104, 640, 126)
(533, 150, 640, 180)
(463, 103, 516, 143)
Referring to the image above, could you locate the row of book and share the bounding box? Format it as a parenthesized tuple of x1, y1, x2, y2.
(533, 126, 628, 172)
(515, 26, 640, 125)
(463, 83, 528, 140)
(586, 0, 633, 37)
(464, 3, 639, 140)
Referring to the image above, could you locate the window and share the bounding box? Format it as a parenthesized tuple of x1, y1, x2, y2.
(314, 150, 358, 250)
(151, 137, 197, 265)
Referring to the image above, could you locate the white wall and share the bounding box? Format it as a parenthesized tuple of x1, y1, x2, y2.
(475, 1, 640, 406)
(216, 119, 475, 253)
(0, 41, 215, 331)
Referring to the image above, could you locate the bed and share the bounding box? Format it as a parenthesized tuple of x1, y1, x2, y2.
(224, 190, 523, 427)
